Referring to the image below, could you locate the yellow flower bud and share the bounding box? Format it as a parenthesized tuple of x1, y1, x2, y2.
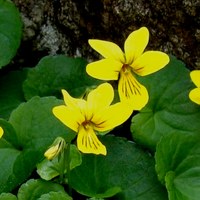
(44, 137, 65, 160)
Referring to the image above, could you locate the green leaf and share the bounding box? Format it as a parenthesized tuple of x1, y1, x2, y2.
(17, 179, 65, 200)
(37, 144, 82, 180)
(0, 97, 75, 193)
(23, 55, 102, 100)
(69, 135, 167, 199)
(38, 191, 72, 200)
(0, 125, 47, 194)
(0, 147, 21, 192)
(0, 0, 22, 68)
(0, 70, 27, 119)
(9, 97, 76, 184)
(155, 132, 200, 200)
(0, 193, 17, 200)
(131, 56, 200, 151)
(0, 119, 21, 192)
(0, 119, 19, 148)
(9, 96, 75, 150)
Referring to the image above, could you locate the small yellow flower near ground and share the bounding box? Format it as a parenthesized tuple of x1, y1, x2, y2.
(189, 70, 200, 105)
(53, 83, 133, 155)
(0, 127, 3, 138)
(86, 27, 169, 110)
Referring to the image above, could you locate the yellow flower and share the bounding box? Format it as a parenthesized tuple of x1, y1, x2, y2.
(53, 83, 133, 155)
(189, 70, 200, 105)
(44, 137, 66, 160)
(86, 27, 169, 110)
(0, 127, 3, 138)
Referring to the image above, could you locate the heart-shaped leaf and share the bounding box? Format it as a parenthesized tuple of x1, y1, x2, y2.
(131, 56, 200, 150)
(0, 0, 22, 68)
(9, 96, 76, 151)
(17, 179, 67, 200)
(155, 132, 200, 200)
(0, 96, 76, 193)
(69, 135, 167, 199)
(0, 145, 21, 192)
(0, 119, 21, 192)
(23, 55, 102, 100)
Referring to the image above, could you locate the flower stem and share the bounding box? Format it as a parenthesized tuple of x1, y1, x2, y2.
(65, 143, 72, 195)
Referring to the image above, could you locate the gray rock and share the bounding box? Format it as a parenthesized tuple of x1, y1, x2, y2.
(13, 0, 200, 69)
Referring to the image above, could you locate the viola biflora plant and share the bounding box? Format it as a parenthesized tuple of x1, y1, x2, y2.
(1, 1, 200, 200)
(86, 27, 169, 110)
(52, 83, 133, 156)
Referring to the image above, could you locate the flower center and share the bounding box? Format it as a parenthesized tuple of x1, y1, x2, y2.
(120, 64, 133, 75)
(121, 64, 131, 74)
(82, 120, 90, 127)
(81, 119, 96, 131)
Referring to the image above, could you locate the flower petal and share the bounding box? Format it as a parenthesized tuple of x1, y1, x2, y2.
(86, 59, 122, 80)
(92, 102, 133, 132)
(62, 89, 86, 109)
(118, 72, 149, 110)
(52, 105, 84, 132)
(44, 137, 65, 160)
(77, 125, 107, 155)
(87, 83, 114, 114)
(131, 51, 169, 76)
(0, 127, 3, 138)
(189, 88, 200, 105)
(190, 70, 200, 88)
(61, 89, 89, 119)
(89, 39, 125, 63)
(44, 144, 60, 160)
(124, 27, 149, 64)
